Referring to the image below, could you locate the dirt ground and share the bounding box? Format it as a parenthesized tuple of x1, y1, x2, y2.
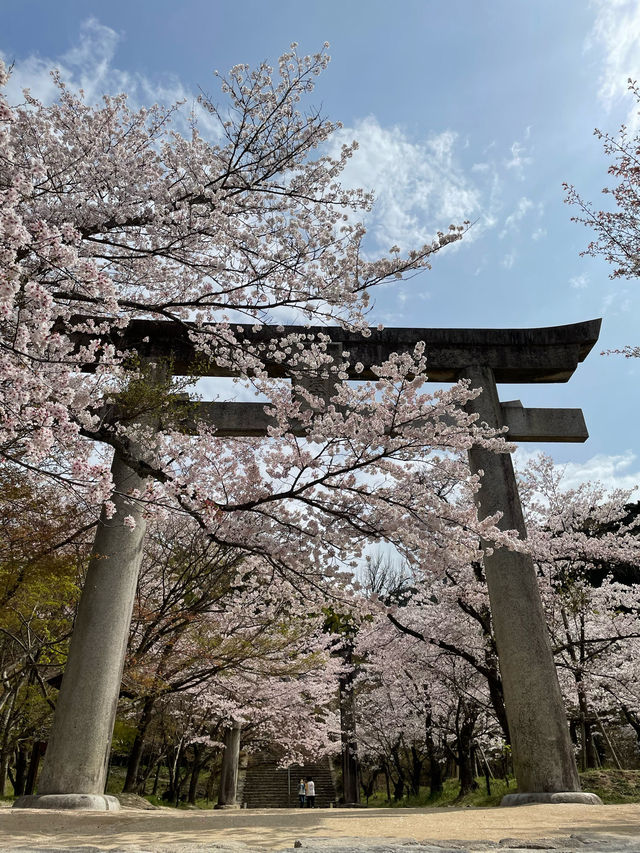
(1, 802, 640, 851)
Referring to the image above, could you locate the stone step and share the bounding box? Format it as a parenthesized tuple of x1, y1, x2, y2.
(242, 756, 337, 809)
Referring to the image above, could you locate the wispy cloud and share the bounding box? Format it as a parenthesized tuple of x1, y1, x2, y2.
(587, 0, 640, 128)
(323, 116, 520, 255)
(569, 273, 589, 290)
(326, 118, 490, 252)
(501, 251, 516, 269)
(601, 285, 635, 315)
(2, 17, 539, 270)
(1, 17, 220, 137)
(325, 121, 535, 258)
(504, 138, 532, 179)
(499, 196, 534, 238)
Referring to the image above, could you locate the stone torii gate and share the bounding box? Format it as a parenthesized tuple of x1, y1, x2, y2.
(14, 318, 603, 810)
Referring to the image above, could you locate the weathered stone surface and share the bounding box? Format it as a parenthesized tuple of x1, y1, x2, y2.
(501, 793, 604, 806)
(499, 402, 588, 443)
(114, 792, 160, 809)
(165, 401, 589, 443)
(73, 319, 602, 383)
(15, 453, 148, 803)
(10, 793, 120, 811)
(463, 365, 581, 795)
(216, 722, 242, 808)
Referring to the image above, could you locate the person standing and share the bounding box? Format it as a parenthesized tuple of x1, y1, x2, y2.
(298, 778, 306, 807)
(306, 777, 316, 808)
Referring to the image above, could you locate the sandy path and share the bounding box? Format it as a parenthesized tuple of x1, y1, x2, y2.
(1, 804, 640, 850)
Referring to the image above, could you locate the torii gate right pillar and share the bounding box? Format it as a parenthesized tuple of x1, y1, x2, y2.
(462, 364, 601, 805)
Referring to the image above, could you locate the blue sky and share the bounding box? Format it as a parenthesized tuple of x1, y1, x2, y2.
(3, 0, 640, 493)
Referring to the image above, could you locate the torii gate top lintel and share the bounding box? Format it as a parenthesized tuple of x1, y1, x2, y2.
(100, 317, 602, 384)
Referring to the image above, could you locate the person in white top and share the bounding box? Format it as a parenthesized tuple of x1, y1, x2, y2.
(305, 777, 316, 808)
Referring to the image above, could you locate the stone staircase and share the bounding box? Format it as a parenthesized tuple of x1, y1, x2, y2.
(241, 754, 337, 809)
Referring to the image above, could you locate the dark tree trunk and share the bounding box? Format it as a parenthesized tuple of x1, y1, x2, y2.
(339, 658, 360, 805)
(622, 705, 640, 748)
(162, 743, 183, 804)
(382, 762, 391, 802)
(137, 741, 159, 795)
(25, 741, 45, 795)
(409, 745, 422, 796)
(577, 692, 598, 770)
(484, 765, 491, 796)
(456, 708, 479, 799)
(392, 776, 405, 800)
(0, 691, 17, 796)
(0, 749, 8, 797)
(205, 761, 218, 802)
(390, 743, 406, 801)
(187, 745, 202, 805)
(486, 666, 509, 744)
(123, 695, 156, 793)
(429, 757, 443, 796)
(13, 743, 28, 797)
(360, 768, 378, 805)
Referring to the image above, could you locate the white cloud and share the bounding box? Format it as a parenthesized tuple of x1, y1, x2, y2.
(505, 139, 532, 178)
(326, 117, 496, 252)
(1, 17, 221, 138)
(601, 286, 633, 314)
(587, 0, 640, 128)
(531, 227, 547, 241)
(499, 196, 534, 238)
(1, 17, 538, 270)
(569, 273, 589, 290)
(515, 446, 640, 498)
(501, 251, 516, 269)
(2, 23, 506, 255)
(3, 18, 125, 104)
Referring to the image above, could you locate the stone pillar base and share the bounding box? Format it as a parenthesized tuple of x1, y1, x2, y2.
(501, 792, 603, 806)
(13, 793, 120, 811)
(214, 802, 240, 809)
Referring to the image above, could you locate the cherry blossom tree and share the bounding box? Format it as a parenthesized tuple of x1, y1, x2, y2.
(0, 46, 511, 587)
(519, 455, 640, 770)
(2, 46, 529, 804)
(564, 79, 640, 357)
(352, 454, 640, 800)
(120, 512, 345, 794)
(355, 589, 501, 801)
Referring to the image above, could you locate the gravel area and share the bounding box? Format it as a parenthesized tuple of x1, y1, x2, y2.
(1, 803, 639, 853)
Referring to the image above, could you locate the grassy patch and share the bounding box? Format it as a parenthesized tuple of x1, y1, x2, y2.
(579, 769, 640, 804)
(364, 770, 640, 808)
(364, 775, 515, 808)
